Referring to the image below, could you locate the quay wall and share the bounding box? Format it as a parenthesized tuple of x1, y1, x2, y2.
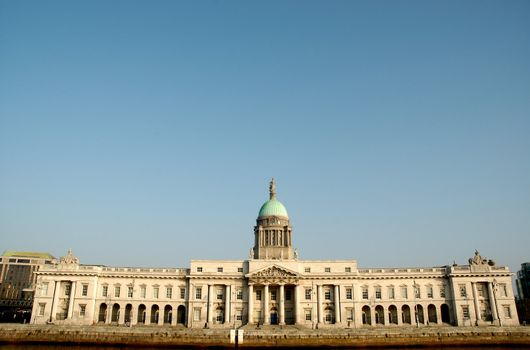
(0, 324, 530, 348)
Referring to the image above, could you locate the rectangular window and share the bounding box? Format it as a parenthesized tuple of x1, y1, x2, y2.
(271, 290, 277, 301)
(388, 287, 395, 299)
(375, 287, 382, 299)
(180, 287, 186, 299)
(236, 310, 243, 321)
(193, 308, 201, 321)
(195, 287, 202, 300)
(64, 284, 71, 296)
(459, 284, 467, 298)
(440, 285, 446, 298)
(305, 267, 311, 273)
(82, 284, 88, 296)
(346, 308, 354, 321)
(256, 290, 262, 301)
(305, 288, 312, 300)
(305, 309, 312, 321)
(114, 286, 120, 298)
(217, 267, 223, 272)
(79, 304, 86, 317)
(324, 289, 331, 300)
(346, 288, 352, 300)
(362, 287, 369, 300)
(503, 305, 511, 318)
(500, 284, 508, 297)
(477, 284, 486, 297)
(401, 286, 408, 299)
(38, 303, 45, 316)
(286, 290, 292, 301)
(140, 286, 146, 298)
(166, 287, 172, 299)
(102, 285, 108, 297)
(128, 286, 133, 298)
(427, 286, 433, 298)
(462, 305, 470, 319)
(197, 267, 203, 272)
(42, 283, 49, 296)
(217, 289, 223, 300)
(345, 267, 351, 273)
(237, 289, 243, 300)
(325, 267, 331, 273)
(153, 287, 159, 298)
(238, 267, 243, 273)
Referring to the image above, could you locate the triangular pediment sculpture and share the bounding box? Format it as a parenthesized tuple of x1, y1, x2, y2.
(247, 265, 299, 284)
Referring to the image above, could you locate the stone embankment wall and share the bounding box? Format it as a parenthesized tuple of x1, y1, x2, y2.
(0, 324, 530, 348)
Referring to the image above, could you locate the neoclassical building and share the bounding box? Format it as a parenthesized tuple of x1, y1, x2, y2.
(31, 180, 519, 327)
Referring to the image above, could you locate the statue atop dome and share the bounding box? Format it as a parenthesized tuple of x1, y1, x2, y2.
(269, 178, 276, 199)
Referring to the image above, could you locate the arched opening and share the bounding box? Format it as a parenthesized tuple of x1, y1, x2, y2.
(362, 305, 371, 325)
(401, 305, 411, 324)
(270, 307, 278, 325)
(111, 304, 120, 323)
(137, 304, 146, 324)
(388, 305, 398, 325)
(98, 303, 107, 323)
(164, 305, 172, 324)
(177, 305, 186, 325)
(375, 305, 384, 325)
(324, 306, 334, 324)
(428, 304, 437, 324)
(151, 305, 159, 324)
(441, 304, 451, 324)
(415, 304, 424, 324)
(215, 306, 224, 324)
(124, 304, 133, 325)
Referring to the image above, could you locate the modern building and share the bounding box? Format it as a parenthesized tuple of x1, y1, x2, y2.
(516, 262, 530, 324)
(30, 180, 519, 327)
(0, 251, 55, 322)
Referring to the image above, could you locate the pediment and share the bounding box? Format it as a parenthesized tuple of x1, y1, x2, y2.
(246, 265, 299, 284)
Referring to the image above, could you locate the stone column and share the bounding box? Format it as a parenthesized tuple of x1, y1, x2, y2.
(67, 281, 76, 319)
(334, 285, 340, 324)
(264, 284, 270, 325)
(207, 284, 213, 325)
(50, 281, 60, 322)
(131, 306, 137, 326)
(279, 284, 285, 325)
(158, 307, 164, 325)
(247, 284, 254, 324)
(145, 306, 151, 325)
(317, 285, 323, 324)
(383, 306, 389, 325)
(225, 284, 231, 324)
(471, 282, 480, 325)
(119, 304, 126, 325)
(294, 285, 300, 324)
(487, 282, 498, 322)
(187, 283, 194, 328)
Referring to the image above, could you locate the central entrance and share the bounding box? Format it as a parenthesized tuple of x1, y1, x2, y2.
(270, 308, 278, 325)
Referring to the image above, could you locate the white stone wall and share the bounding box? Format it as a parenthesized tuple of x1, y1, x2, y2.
(30, 257, 519, 327)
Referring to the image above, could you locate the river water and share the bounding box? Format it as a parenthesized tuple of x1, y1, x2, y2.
(0, 346, 525, 350)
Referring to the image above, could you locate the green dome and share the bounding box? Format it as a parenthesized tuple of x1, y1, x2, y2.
(258, 198, 289, 219)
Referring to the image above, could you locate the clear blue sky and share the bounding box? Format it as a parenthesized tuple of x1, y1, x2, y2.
(1, 1, 529, 274)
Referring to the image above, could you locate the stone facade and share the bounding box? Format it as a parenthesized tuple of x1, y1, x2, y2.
(30, 181, 519, 327)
